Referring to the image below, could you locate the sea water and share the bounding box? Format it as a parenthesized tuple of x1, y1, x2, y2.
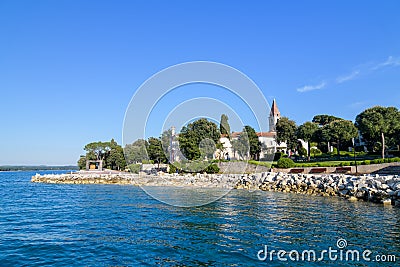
(0, 171, 399, 266)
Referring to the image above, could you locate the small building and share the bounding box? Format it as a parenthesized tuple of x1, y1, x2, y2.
(86, 160, 103, 171)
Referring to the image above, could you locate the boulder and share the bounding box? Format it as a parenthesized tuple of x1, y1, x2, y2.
(382, 199, 392, 205)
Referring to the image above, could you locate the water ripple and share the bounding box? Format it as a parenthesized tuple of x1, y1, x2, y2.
(0, 171, 399, 266)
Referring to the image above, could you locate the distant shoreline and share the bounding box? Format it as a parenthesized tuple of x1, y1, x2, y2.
(0, 166, 78, 172)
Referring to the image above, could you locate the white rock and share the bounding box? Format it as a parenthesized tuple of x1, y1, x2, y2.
(380, 184, 389, 190)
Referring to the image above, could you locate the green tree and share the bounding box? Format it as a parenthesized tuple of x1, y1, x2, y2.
(313, 115, 344, 152)
(312, 115, 343, 126)
(77, 155, 86, 170)
(106, 147, 126, 171)
(243, 125, 261, 160)
(84, 141, 112, 161)
(297, 121, 319, 161)
(219, 114, 231, 138)
(276, 117, 298, 152)
(80, 139, 126, 171)
(178, 118, 221, 160)
(355, 106, 400, 158)
(314, 127, 332, 153)
(147, 137, 168, 168)
(124, 139, 149, 164)
(231, 139, 249, 160)
(325, 120, 358, 158)
(215, 141, 225, 160)
(105, 139, 126, 171)
(161, 129, 172, 159)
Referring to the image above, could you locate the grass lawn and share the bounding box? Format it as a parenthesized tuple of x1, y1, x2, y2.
(293, 160, 354, 168)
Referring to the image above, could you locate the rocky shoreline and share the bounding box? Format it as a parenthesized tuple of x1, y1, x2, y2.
(31, 172, 400, 206)
(236, 172, 400, 206)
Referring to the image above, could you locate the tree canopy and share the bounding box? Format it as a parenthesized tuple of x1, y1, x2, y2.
(231, 138, 248, 160)
(312, 114, 343, 126)
(355, 106, 400, 158)
(79, 139, 126, 170)
(297, 121, 319, 161)
(276, 117, 298, 151)
(161, 128, 172, 159)
(147, 137, 168, 164)
(324, 120, 358, 157)
(178, 118, 221, 160)
(124, 139, 149, 164)
(244, 125, 261, 160)
(219, 114, 231, 138)
(84, 141, 112, 161)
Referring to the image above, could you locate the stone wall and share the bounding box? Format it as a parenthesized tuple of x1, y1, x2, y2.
(273, 162, 400, 174)
(31, 170, 400, 206)
(217, 161, 271, 174)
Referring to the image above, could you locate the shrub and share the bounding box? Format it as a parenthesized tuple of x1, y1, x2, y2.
(277, 158, 295, 168)
(128, 164, 141, 174)
(142, 160, 154, 164)
(310, 148, 322, 157)
(204, 164, 220, 174)
(364, 160, 371, 165)
(372, 158, 384, 164)
(168, 164, 177, 174)
(298, 147, 307, 157)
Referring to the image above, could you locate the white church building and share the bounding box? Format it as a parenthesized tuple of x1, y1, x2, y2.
(218, 99, 291, 160)
(169, 99, 306, 162)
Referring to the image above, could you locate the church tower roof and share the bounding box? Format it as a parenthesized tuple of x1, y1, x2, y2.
(270, 99, 280, 117)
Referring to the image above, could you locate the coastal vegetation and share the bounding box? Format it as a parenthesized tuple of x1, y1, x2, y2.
(122, 115, 260, 173)
(178, 118, 221, 160)
(77, 105, 400, 173)
(276, 105, 400, 163)
(355, 106, 400, 159)
(78, 139, 126, 171)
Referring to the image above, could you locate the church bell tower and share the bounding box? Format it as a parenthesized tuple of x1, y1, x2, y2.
(269, 99, 280, 132)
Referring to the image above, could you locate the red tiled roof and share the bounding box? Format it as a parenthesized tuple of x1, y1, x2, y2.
(228, 131, 276, 138)
(229, 132, 241, 138)
(257, 132, 276, 137)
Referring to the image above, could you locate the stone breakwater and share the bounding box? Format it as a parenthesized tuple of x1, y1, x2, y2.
(31, 172, 237, 188)
(31, 172, 400, 206)
(236, 172, 400, 206)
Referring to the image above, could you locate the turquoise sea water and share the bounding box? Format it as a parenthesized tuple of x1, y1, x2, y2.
(0, 171, 399, 266)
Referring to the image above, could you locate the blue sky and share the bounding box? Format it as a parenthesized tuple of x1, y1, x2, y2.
(1, 0, 400, 165)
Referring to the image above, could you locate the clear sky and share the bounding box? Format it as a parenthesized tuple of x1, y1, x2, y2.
(1, 0, 400, 165)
